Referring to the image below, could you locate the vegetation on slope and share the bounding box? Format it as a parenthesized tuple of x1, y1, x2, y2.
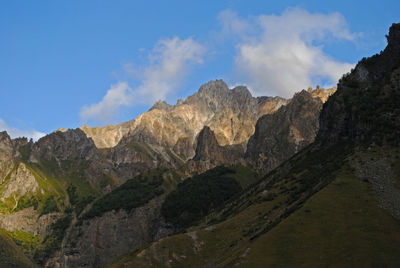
(161, 166, 243, 228)
(161, 165, 259, 228)
(0, 229, 38, 268)
(33, 215, 72, 265)
(82, 168, 179, 220)
(224, 164, 400, 267)
(109, 147, 400, 268)
(0, 228, 39, 261)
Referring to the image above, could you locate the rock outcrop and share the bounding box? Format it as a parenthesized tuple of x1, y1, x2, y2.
(47, 195, 174, 268)
(81, 120, 135, 149)
(0, 131, 15, 184)
(246, 88, 336, 173)
(30, 129, 99, 162)
(187, 126, 245, 173)
(318, 23, 400, 146)
(1, 163, 39, 201)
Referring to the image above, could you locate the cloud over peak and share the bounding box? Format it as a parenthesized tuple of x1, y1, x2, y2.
(81, 36, 205, 124)
(219, 8, 356, 97)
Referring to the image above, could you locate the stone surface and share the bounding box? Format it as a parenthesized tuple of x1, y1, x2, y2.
(187, 126, 245, 173)
(81, 80, 288, 160)
(0, 207, 62, 236)
(48, 195, 174, 268)
(317, 23, 400, 146)
(0, 131, 15, 184)
(245, 88, 335, 173)
(2, 163, 39, 200)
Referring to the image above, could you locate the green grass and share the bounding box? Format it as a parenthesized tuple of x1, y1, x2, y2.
(1, 228, 40, 259)
(228, 165, 400, 267)
(0, 229, 38, 268)
(226, 164, 260, 188)
(0, 162, 64, 214)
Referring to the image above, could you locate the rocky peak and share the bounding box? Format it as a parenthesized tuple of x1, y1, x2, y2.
(0, 131, 13, 151)
(189, 126, 244, 173)
(196, 79, 229, 97)
(12, 137, 29, 148)
(310, 87, 337, 103)
(246, 89, 324, 173)
(186, 80, 231, 113)
(149, 100, 173, 112)
(81, 120, 135, 149)
(232, 86, 252, 99)
(317, 23, 400, 145)
(31, 128, 98, 161)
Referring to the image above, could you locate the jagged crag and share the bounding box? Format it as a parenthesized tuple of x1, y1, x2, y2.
(0, 24, 399, 268)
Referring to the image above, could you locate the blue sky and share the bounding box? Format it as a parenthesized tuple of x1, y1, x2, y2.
(0, 0, 399, 139)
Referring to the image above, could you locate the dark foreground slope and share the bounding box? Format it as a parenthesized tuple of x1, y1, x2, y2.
(109, 23, 400, 268)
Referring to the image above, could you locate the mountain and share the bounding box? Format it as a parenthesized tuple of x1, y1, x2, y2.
(108, 23, 400, 268)
(0, 80, 335, 266)
(82, 80, 288, 156)
(2, 19, 392, 267)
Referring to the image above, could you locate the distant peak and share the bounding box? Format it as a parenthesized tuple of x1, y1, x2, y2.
(149, 100, 173, 112)
(56, 127, 67, 132)
(197, 79, 229, 95)
(0, 131, 11, 141)
(232, 85, 252, 98)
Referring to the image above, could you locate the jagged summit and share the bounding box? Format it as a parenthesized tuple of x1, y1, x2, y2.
(149, 100, 173, 112)
(81, 79, 290, 150)
(196, 79, 229, 96)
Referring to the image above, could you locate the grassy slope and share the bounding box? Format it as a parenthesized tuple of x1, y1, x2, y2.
(109, 149, 400, 267)
(226, 166, 400, 267)
(0, 229, 37, 268)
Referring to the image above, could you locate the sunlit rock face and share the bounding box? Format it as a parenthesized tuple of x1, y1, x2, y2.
(81, 80, 288, 160)
(245, 87, 336, 173)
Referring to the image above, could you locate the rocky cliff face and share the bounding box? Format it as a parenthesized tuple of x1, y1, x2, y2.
(246, 88, 336, 173)
(187, 126, 245, 173)
(30, 129, 99, 163)
(80, 80, 289, 177)
(81, 120, 135, 149)
(0, 132, 15, 184)
(47, 195, 174, 268)
(318, 23, 400, 146)
(82, 80, 288, 160)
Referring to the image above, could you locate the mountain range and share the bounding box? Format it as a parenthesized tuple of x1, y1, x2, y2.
(0, 23, 399, 268)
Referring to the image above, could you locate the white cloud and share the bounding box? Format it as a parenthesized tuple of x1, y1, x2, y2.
(0, 118, 46, 141)
(80, 82, 134, 123)
(81, 37, 205, 124)
(137, 37, 205, 103)
(219, 8, 356, 98)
